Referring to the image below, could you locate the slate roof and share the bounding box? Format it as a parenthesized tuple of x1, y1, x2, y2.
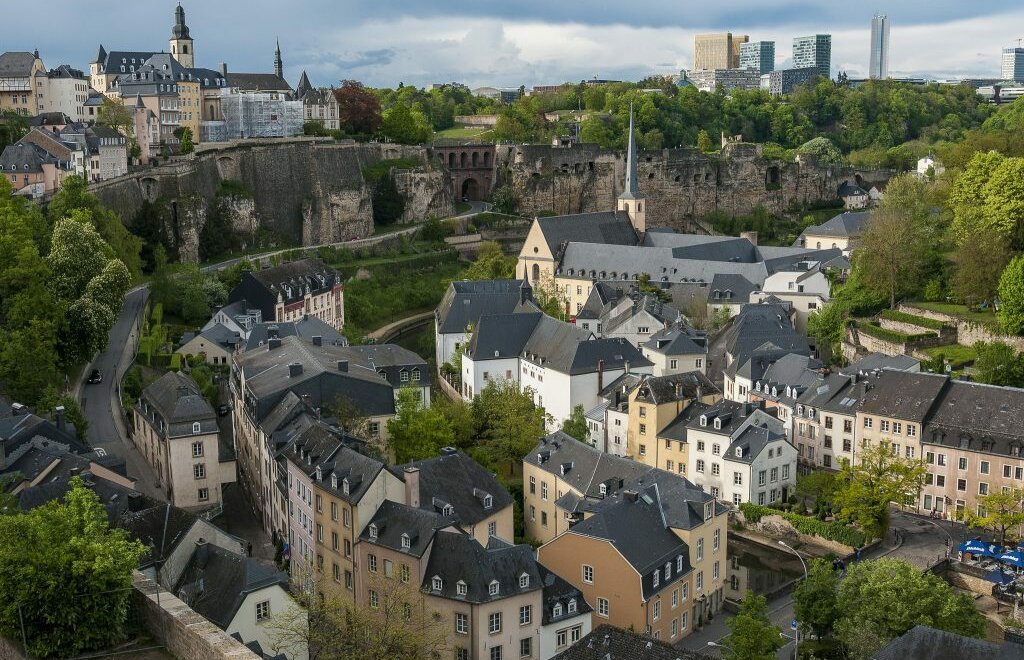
(0, 142, 54, 174)
(643, 323, 708, 356)
(435, 279, 535, 334)
(804, 210, 870, 238)
(183, 323, 243, 353)
(723, 302, 810, 378)
(872, 625, 1024, 660)
(97, 50, 157, 74)
(795, 372, 866, 416)
(468, 312, 544, 360)
(422, 531, 542, 603)
(633, 372, 717, 405)
(708, 273, 759, 304)
(724, 424, 785, 464)
(175, 544, 288, 630)
(229, 258, 340, 322)
(391, 448, 512, 526)
(0, 52, 38, 77)
(538, 563, 592, 625)
(840, 352, 920, 375)
(227, 73, 292, 92)
(279, 415, 345, 476)
(30, 112, 74, 126)
(600, 291, 681, 335)
(536, 211, 639, 256)
(923, 380, 1024, 456)
(243, 316, 347, 351)
(360, 500, 456, 558)
(858, 371, 947, 422)
(349, 343, 431, 388)
(752, 353, 823, 403)
(317, 443, 387, 505)
(137, 372, 217, 439)
(551, 624, 704, 660)
(0, 410, 89, 457)
(838, 181, 868, 197)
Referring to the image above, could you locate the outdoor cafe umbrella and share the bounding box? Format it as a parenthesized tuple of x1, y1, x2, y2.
(960, 539, 988, 555)
(1000, 550, 1024, 569)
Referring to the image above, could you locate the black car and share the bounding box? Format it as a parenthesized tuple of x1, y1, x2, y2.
(87, 369, 102, 384)
(218, 404, 231, 417)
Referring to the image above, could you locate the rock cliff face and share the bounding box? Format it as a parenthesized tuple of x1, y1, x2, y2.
(497, 143, 891, 230)
(90, 140, 454, 262)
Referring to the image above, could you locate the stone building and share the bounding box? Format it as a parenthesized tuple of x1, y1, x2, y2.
(229, 258, 345, 330)
(434, 142, 496, 201)
(0, 51, 47, 116)
(295, 71, 339, 131)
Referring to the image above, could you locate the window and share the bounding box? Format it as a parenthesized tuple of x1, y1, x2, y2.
(490, 647, 503, 660)
(556, 630, 567, 647)
(489, 580, 500, 596)
(696, 459, 705, 473)
(936, 475, 945, 487)
(401, 533, 411, 549)
(489, 612, 502, 634)
(489, 521, 497, 538)
(597, 597, 609, 617)
(553, 603, 562, 618)
(863, 417, 873, 429)
(697, 441, 705, 451)
(529, 476, 535, 494)
(541, 512, 548, 527)
(670, 359, 678, 369)
(192, 422, 201, 434)
(712, 443, 720, 455)
(255, 600, 270, 622)
(959, 457, 968, 470)
(639, 423, 647, 435)
(193, 463, 205, 479)
(520, 604, 532, 625)
(908, 424, 917, 437)
(344, 539, 351, 557)
(938, 454, 947, 466)
(957, 479, 967, 492)
(981, 461, 990, 475)
(733, 493, 742, 504)
(192, 441, 203, 457)
(770, 467, 778, 483)
(519, 638, 531, 658)
(1005, 465, 1013, 478)
(681, 611, 689, 631)
(980, 482, 989, 496)
(582, 564, 594, 583)
(568, 598, 577, 613)
(343, 508, 351, 528)
(456, 612, 469, 634)
(782, 464, 790, 480)
(672, 588, 679, 608)
(758, 470, 766, 486)
(653, 599, 661, 621)
(432, 576, 443, 591)
(714, 529, 720, 551)
(713, 560, 720, 580)
(696, 571, 704, 591)
(711, 463, 720, 475)
(368, 554, 377, 572)
(640, 444, 647, 456)
(197, 488, 209, 501)
(696, 538, 704, 562)
(653, 570, 660, 588)
(843, 438, 852, 452)
(571, 625, 582, 643)
(677, 555, 684, 572)
(682, 582, 689, 601)
(541, 482, 548, 500)
(401, 564, 410, 583)
(880, 420, 890, 432)
(331, 502, 338, 521)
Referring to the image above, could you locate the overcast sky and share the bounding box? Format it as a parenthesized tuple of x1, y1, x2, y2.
(3, 1, 1022, 88)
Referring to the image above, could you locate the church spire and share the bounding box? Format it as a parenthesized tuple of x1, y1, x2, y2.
(274, 39, 283, 78)
(622, 103, 640, 199)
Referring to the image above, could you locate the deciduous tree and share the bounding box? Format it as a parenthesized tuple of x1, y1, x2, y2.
(793, 558, 841, 639)
(472, 380, 547, 476)
(334, 80, 383, 136)
(833, 442, 926, 540)
(807, 301, 846, 359)
(97, 96, 134, 137)
(999, 255, 1024, 335)
(387, 388, 455, 463)
(964, 487, 1024, 546)
(972, 341, 1024, 387)
(723, 591, 783, 660)
(560, 405, 589, 442)
(950, 225, 1010, 307)
(461, 241, 515, 280)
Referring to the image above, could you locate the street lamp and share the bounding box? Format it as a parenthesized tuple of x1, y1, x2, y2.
(778, 541, 808, 660)
(707, 641, 735, 656)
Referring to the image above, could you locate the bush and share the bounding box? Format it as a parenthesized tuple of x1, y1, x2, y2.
(879, 309, 948, 332)
(740, 502, 866, 548)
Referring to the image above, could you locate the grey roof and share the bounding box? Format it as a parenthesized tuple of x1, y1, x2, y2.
(98, 50, 157, 74)
(859, 371, 947, 422)
(188, 67, 228, 89)
(186, 323, 243, 353)
(539, 563, 592, 625)
(840, 352, 920, 375)
(872, 625, 1024, 660)
(229, 258, 340, 321)
(923, 380, 1024, 458)
(552, 624, 704, 660)
(708, 273, 759, 304)
(600, 291, 680, 335)
(0, 142, 55, 174)
(279, 415, 345, 477)
(838, 180, 868, 197)
(0, 410, 90, 460)
(391, 449, 512, 526)
(620, 106, 642, 200)
(753, 353, 823, 403)
(724, 424, 785, 464)
(175, 544, 288, 630)
(137, 372, 217, 439)
(113, 53, 193, 97)
(422, 530, 542, 603)
(633, 372, 718, 406)
(795, 372, 866, 415)
(643, 323, 708, 356)
(723, 302, 810, 376)
(468, 311, 544, 360)
(244, 316, 347, 351)
(0, 52, 38, 77)
(349, 343, 431, 389)
(318, 444, 387, 505)
(47, 64, 85, 80)
(576, 281, 620, 320)
(435, 279, 535, 334)
(659, 402, 710, 442)
(227, 73, 292, 92)
(536, 211, 639, 256)
(686, 400, 775, 436)
(30, 112, 74, 127)
(360, 500, 456, 558)
(805, 210, 870, 238)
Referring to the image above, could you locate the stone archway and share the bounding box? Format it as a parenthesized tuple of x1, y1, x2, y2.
(461, 177, 480, 201)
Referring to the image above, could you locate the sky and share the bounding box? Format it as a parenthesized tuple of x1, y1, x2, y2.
(3, 1, 1023, 89)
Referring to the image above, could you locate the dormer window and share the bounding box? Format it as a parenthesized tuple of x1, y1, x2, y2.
(599, 483, 607, 496)
(553, 603, 563, 617)
(665, 561, 672, 579)
(488, 580, 499, 596)
(796, 405, 804, 416)
(676, 555, 683, 572)
(368, 523, 378, 540)
(700, 415, 708, 427)
(342, 478, 350, 495)
(713, 418, 722, 430)
(442, 504, 454, 517)
(704, 502, 713, 521)
(192, 422, 201, 434)
(432, 576, 443, 592)
(483, 495, 493, 510)
(568, 598, 577, 614)
(653, 570, 660, 587)
(457, 580, 467, 596)
(401, 533, 411, 549)
(519, 573, 529, 589)
(735, 446, 744, 458)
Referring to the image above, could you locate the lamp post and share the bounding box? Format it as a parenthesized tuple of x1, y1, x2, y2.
(778, 541, 808, 660)
(707, 640, 735, 657)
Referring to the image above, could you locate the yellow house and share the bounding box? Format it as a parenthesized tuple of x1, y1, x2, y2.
(627, 373, 721, 472)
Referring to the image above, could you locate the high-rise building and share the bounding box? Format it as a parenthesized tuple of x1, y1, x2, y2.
(792, 34, 831, 78)
(740, 41, 776, 74)
(869, 15, 891, 79)
(1003, 47, 1024, 83)
(694, 33, 748, 70)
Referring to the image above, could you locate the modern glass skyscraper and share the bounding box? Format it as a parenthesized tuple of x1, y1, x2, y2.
(740, 41, 776, 75)
(792, 34, 832, 78)
(869, 14, 891, 79)
(1003, 48, 1024, 82)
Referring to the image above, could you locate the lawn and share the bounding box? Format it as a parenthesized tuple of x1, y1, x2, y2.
(907, 302, 1001, 329)
(434, 126, 493, 140)
(919, 344, 978, 370)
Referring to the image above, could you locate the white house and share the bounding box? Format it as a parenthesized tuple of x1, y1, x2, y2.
(916, 155, 945, 179)
(641, 323, 708, 377)
(205, 300, 263, 341)
(462, 311, 653, 428)
(751, 262, 831, 334)
(434, 279, 536, 370)
(538, 564, 593, 659)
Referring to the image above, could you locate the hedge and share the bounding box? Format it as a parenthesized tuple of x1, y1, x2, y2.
(851, 320, 935, 344)
(879, 309, 948, 332)
(739, 502, 867, 548)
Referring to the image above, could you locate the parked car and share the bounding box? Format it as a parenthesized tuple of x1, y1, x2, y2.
(87, 369, 102, 384)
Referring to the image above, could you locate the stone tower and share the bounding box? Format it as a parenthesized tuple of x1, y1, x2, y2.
(274, 40, 283, 79)
(617, 104, 646, 235)
(169, 4, 195, 68)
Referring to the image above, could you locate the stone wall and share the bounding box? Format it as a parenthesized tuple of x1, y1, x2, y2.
(496, 142, 892, 230)
(90, 140, 454, 261)
(899, 304, 1024, 353)
(132, 571, 261, 660)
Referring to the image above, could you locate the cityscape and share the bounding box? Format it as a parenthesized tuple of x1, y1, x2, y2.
(2, 3, 1024, 660)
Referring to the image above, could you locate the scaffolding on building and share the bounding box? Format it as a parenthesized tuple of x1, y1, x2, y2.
(219, 89, 303, 139)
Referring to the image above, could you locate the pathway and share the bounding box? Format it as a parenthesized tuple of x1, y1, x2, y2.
(366, 310, 435, 343)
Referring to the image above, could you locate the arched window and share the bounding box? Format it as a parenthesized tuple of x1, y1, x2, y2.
(531, 264, 540, 282)
(483, 152, 491, 167)
(448, 152, 455, 168)
(460, 152, 467, 167)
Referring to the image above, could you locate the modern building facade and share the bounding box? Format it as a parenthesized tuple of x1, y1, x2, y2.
(1003, 48, 1024, 83)
(792, 34, 832, 78)
(869, 15, 891, 79)
(688, 68, 762, 93)
(767, 67, 821, 96)
(693, 33, 748, 70)
(739, 41, 775, 75)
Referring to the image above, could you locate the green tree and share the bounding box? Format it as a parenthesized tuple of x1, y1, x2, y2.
(999, 255, 1024, 335)
(0, 319, 61, 405)
(797, 136, 843, 164)
(472, 380, 547, 476)
(950, 226, 1009, 307)
(96, 96, 134, 137)
(793, 558, 841, 639)
(61, 295, 117, 366)
(723, 591, 783, 660)
(972, 341, 1024, 386)
(387, 388, 455, 463)
(35, 385, 89, 442)
(948, 151, 1006, 245)
(806, 301, 846, 359)
(696, 129, 714, 152)
(982, 158, 1024, 246)
(178, 126, 195, 154)
(380, 102, 432, 144)
(855, 207, 925, 308)
(834, 558, 985, 659)
(47, 214, 113, 300)
(371, 174, 406, 226)
(963, 488, 1024, 546)
(461, 241, 516, 280)
(0, 478, 145, 658)
(795, 470, 840, 516)
(833, 441, 926, 540)
(434, 395, 475, 451)
(560, 405, 589, 442)
(491, 185, 520, 216)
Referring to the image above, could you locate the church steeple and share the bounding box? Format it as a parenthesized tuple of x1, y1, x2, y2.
(169, 3, 194, 68)
(274, 39, 283, 79)
(617, 103, 646, 235)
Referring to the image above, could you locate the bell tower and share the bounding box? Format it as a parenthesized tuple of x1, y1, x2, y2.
(169, 4, 195, 68)
(617, 104, 646, 235)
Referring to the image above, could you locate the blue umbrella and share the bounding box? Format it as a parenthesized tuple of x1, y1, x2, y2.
(987, 543, 1004, 558)
(960, 539, 987, 554)
(988, 569, 1015, 585)
(1000, 551, 1024, 568)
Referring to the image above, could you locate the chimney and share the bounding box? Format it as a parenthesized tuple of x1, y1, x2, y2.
(696, 385, 704, 401)
(337, 360, 348, 372)
(404, 467, 420, 508)
(127, 492, 145, 512)
(624, 360, 630, 374)
(300, 393, 312, 409)
(268, 337, 282, 350)
(10, 403, 27, 416)
(440, 447, 457, 456)
(55, 406, 66, 431)
(268, 325, 280, 339)
(675, 381, 684, 398)
(623, 490, 638, 503)
(195, 538, 209, 569)
(219, 62, 228, 77)
(312, 335, 322, 346)
(597, 359, 605, 393)
(288, 362, 303, 377)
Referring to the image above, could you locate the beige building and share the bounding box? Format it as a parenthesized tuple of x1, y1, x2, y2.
(133, 371, 236, 509)
(295, 71, 340, 131)
(625, 372, 719, 469)
(0, 51, 47, 116)
(693, 33, 748, 71)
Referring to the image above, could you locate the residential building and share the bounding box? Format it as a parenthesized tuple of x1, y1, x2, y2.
(242, 316, 347, 352)
(537, 466, 728, 640)
(798, 210, 870, 255)
(767, 67, 821, 96)
(576, 283, 682, 348)
(838, 180, 870, 209)
(916, 155, 946, 179)
(90, 47, 157, 97)
(295, 71, 340, 131)
(793, 371, 873, 472)
(434, 279, 537, 370)
(869, 15, 891, 80)
(229, 258, 345, 330)
(132, 93, 160, 164)
(721, 302, 811, 401)
(133, 371, 236, 509)
(551, 624, 703, 660)
(1002, 48, 1024, 83)
(792, 35, 832, 77)
(178, 324, 242, 366)
(111, 53, 198, 148)
(740, 41, 775, 75)
(462, 310, 652, 427)
(694, 33, 748, 70)
(585, 374, 642, 456)
(747, 352, 823, 439)
(750, 262, 832, 333)
(688, 68, 761, 93)
(0, 51, 47, 116)
(538, 564, 593, 659)
(44, 65, 89, 122)
(625, 372, 719, 469)
(0, 134, 74, 196)
(56, 123, 127, 182)
(685, 400, 795, 504)
(207, 300, 263, 342)
(641, 323, 708, 377)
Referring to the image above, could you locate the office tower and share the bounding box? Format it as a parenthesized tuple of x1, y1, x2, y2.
(694, 33, 748, 70)
(792, 34, 832, 78)
(740, 41, 776, 74)
(869, 14, 891, 79)
(1003, 47, 1024, 82)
